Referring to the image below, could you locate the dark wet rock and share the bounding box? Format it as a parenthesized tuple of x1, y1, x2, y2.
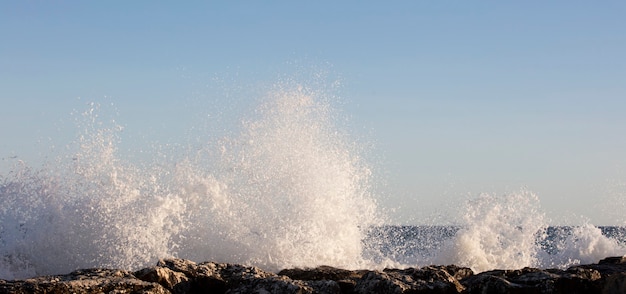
(2, 256, 626, 293)
(135, 266, 192, 294)
(599, 256, 626, 265)
(279, 265, 367, 281)
(135, 258, 337, 294)
(570, 256, 626, 293)
(354, 266, 467, 294)
(463, 268, 555, 294)
(0, 268, 168, 294)
(440, 265, 474, 280)
(602, 272, 626, 294)
(462, 274, 523, 294)
(575, 255, 626, 275)
(227, 275, 340, 294)
(279, 265, 368, 293)
(461, 266, 603, 294)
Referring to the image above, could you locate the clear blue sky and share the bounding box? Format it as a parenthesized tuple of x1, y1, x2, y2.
(2, 1, 626, 225)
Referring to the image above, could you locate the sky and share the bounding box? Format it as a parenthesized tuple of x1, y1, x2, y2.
(1, 1, 626, 225)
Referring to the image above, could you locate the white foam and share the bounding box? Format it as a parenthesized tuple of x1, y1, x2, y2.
(429, 190, 626, 272)
(0, 85, 380, 279)
(539, 224, 626, 268)
(432, 190, 545, 272)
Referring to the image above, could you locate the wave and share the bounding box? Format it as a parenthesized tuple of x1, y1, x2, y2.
(0, 84, 380, 279)
(1, 81, 625, 279)
(366, 192, 626, 273)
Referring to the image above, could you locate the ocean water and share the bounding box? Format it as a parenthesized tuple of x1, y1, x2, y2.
(1, 83, 625, 279)
(364, 225, 626, 273)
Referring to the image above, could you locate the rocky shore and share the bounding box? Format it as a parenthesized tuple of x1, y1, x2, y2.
(1, 256, 625, 294)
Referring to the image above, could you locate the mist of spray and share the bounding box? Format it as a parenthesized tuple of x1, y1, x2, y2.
(0, 85, 381, 279)
(2, 80, 625, 279)
(432, 190, 545, 272)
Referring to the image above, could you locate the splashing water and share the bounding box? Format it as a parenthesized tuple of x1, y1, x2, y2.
(539, 224, 626, 269)
(427, 190, 626, 272)
(0, 85, 380, 279)
(2, 81, 626, 279)
(0, 105, 189, 279)
(432, 190, 546, 272)
(175, 86, 380, 270)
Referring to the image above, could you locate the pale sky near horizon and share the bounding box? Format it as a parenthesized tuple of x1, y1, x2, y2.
(2, 2, 626, 225)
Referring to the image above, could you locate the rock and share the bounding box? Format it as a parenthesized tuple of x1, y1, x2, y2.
(279, 265, 368, 293)
(137, 258, 327, 294)
(461, 266, 603, 294)
(154, 259, 229, 293)
(602, 272, 626, 294)
(354, 266, 466, 294)
(226, 274, 300, 294)
(280, 265, 470, 294)
(134, 266, 191, 294)
(2, 256, 626, 293)
(278, 265, 367, 281)
(0, 268, 168, 294)
(599, 256, 626, 265)
(571, 256, 626, 293)
(440, 265, 474, 280)
(576, 256, 626, 275)
(462, 273, 524, 294)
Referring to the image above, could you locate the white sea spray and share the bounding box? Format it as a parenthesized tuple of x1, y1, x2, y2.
(432, 190, 546, 272)
(0, 84, 381, 279)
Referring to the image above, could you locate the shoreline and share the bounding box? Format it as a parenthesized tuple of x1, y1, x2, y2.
(2, 256, 625, 293)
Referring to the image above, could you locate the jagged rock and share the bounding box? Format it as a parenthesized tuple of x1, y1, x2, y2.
(572, 256, 626, 293)
(462, 273, 524, 294)
(439, 265, 474, 280)
(227, 275, 341, 294)
(461, 266, 603, 294)
(0, 268, 168, 294)
(576, 255, 626, 275)
(3, 256, 626, 294)
(140, 259, 341, 294)
(135, 266, 191, 294)
(552, 267, 602, 293)
(279, 265, 368, 293)
(154, 259, 229, 293)
(602, 272, 626, 294)
(278, 265, 367, 281)
(599, 256, 626, 265)
(354, 266, 466, 294)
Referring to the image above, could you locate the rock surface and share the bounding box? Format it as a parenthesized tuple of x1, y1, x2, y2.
(1, 256, 626, 293)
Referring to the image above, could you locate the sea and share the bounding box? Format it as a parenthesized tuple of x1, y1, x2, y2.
(1, 84, 625, 279)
